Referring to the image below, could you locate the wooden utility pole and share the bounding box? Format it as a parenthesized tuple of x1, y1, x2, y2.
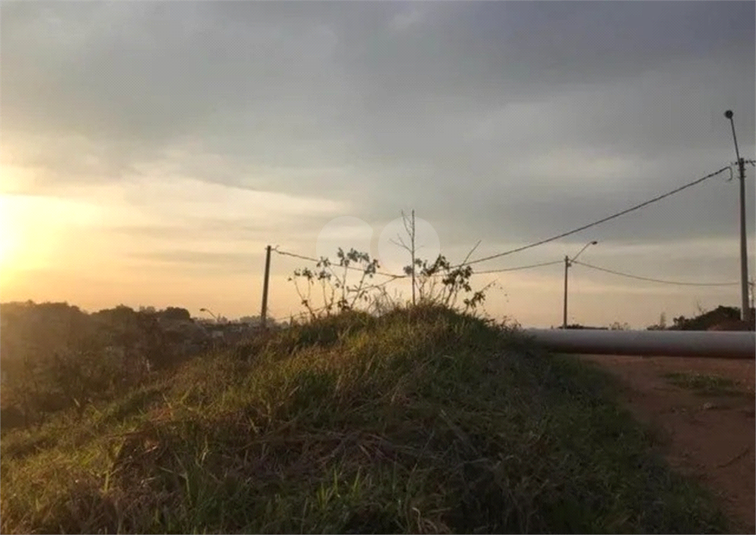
(562, 241, 597, 329)
(724, 111, 751, 323)
(562, 255, 570, 329)
(410, 210, 416, 306)
(261, 245, 272, 328)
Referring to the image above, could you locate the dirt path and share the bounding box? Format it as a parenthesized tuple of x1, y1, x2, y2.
(578, 355, 755, 533)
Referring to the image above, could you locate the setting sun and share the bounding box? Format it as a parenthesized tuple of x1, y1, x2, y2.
(0, 193, 102, 287)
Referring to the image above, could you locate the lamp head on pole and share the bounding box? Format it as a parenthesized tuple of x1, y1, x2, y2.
(725, 110, 734, 119)
(570, 240, 599, 263)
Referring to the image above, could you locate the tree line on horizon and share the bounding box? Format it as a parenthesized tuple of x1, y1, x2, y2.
(0, 300, 274, 429)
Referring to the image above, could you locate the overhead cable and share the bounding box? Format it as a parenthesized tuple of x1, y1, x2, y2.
(572, 260, 739, 287)
(458, 166, 731, 268)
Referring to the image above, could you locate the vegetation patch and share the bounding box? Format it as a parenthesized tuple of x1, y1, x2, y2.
(1, 307, 728, 533)
(663, 372, 747, 397)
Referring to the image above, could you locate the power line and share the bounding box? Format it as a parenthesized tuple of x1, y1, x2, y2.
(273, 247, 329, 264)
(269, 162, 744, 308)
(572, 260, 739, 287)
(273, 247, 407, 279)
(275, 246, 566, 279)
(458, 166, 731, 268)
(473, 260, 563, 275)
(363, 276, 403, 291)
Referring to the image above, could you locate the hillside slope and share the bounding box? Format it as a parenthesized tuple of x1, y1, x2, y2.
(0, 307, 727, 533)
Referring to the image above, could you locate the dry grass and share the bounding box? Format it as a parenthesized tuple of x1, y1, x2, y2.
(1, 305, 728, 533)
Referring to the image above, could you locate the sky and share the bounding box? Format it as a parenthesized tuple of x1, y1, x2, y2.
(1, 0, 754, 328)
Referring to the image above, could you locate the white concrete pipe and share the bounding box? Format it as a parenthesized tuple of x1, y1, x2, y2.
(523, 329, 755, 359)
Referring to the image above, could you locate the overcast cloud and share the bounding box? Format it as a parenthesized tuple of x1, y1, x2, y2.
(1, 0, 754, 326)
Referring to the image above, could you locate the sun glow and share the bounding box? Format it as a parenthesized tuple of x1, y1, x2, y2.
(0, 195, 24, 272)
(0, 193, 99, 287)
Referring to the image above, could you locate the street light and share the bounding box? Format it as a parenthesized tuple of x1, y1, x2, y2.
(199, 307, 219, 322)
(724, 110, 751, 323)
(563, 241, 598, 329)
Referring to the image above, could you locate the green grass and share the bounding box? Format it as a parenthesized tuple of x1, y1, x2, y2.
(1, 306, 728, 533)
(663, 372, 746, 397)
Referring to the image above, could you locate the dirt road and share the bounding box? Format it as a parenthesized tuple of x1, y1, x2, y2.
(579, 355, 755, 533)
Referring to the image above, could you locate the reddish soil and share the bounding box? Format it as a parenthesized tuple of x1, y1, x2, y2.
(579, 355, 755, 533)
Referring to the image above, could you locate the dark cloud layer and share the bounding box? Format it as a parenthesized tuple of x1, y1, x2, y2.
(1, 0, 754, 271)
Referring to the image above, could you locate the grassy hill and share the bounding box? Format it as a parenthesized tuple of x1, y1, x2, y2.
(0, 306, 727, 533)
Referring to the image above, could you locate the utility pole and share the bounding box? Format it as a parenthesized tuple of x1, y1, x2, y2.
(562, 255, 569, 329)
(410, 210, 416, 307)
(724, 110, 751, 323)
(562, 241, 598, 329)
(260, 245, 272, 328)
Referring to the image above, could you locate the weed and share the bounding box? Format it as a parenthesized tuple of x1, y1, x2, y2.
(1, 306, 728, 533)
(663, 372, 746, 397)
